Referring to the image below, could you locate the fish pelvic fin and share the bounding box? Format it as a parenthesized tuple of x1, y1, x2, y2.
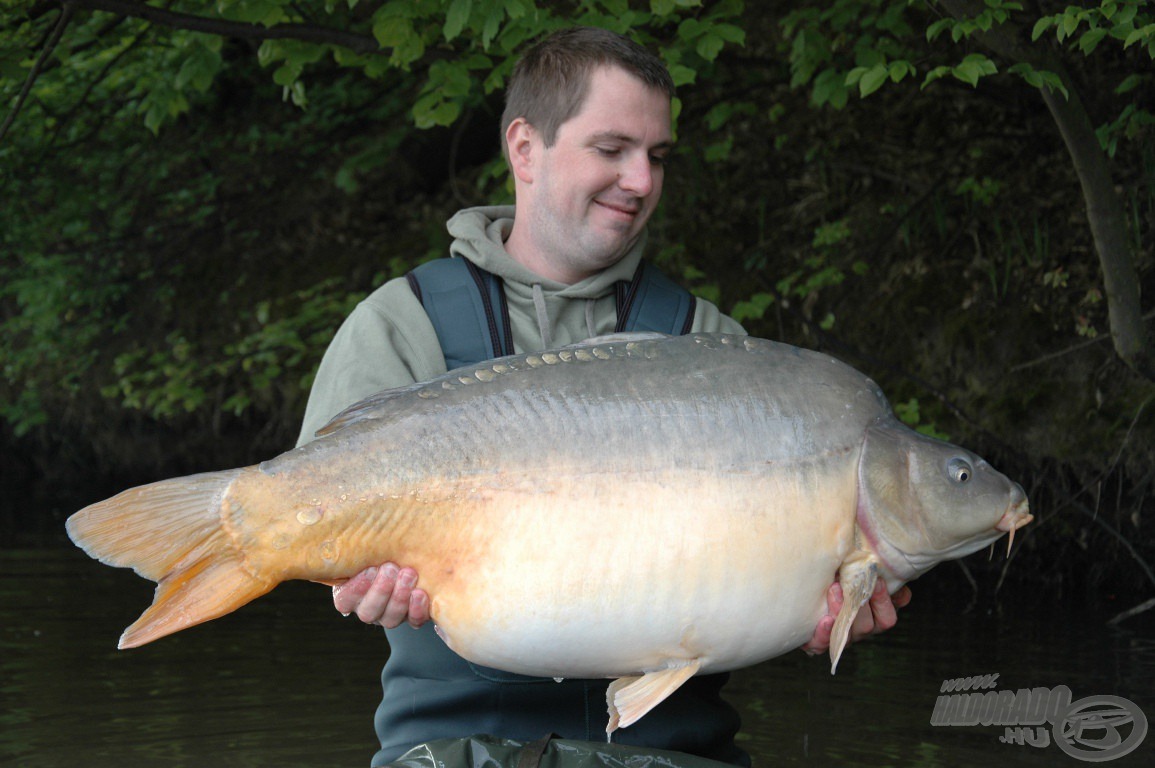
(66, 468, 275, 648)
(606, 659, 701, 734)
(829, 552, 879, 674)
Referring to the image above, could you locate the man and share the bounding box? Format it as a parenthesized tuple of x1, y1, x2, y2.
(298, 26, 909, 768)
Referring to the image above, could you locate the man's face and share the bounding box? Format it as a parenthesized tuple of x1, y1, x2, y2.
(514, 66, 672, 283)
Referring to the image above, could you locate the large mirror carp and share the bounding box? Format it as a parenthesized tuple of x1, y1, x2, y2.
(68, 333, 1031, 733)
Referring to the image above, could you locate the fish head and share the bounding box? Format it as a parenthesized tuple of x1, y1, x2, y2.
(856, 419, 1032, 583)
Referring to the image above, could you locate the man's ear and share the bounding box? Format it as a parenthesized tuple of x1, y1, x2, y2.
(505, 117, 536, 184)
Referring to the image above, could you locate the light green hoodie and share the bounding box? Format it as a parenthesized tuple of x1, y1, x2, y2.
(297, 205, 745, 444)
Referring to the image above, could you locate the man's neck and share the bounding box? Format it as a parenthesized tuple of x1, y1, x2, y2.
(502, 225, 590, 285)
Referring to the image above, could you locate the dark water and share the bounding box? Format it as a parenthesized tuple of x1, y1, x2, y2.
(2, 550, 1153, 767)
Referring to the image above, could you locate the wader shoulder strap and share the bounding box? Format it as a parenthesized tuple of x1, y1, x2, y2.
(407, 258, 695, 370)
(614, 260, 697, 335)
(407, 258, 514, 370)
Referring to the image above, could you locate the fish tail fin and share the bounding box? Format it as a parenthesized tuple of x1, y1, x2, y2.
(66, 468, 275, 648)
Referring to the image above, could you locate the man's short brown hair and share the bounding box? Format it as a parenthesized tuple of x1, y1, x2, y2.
(501, 26, 675, 155)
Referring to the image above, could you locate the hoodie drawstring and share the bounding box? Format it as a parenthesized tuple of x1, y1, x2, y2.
(532, 283, 553, 350)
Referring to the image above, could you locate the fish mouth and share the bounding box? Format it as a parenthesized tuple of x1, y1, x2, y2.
(994, 497, 1033, 556)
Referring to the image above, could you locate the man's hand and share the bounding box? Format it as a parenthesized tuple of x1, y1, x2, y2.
(333, 563, 430, 629)
(801, 581, 911, 656)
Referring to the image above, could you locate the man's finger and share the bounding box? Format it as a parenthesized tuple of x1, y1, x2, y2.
(379, 566, 418, 628)
(334, 566, 377, 615)
(354, 564, 400, 625)
(407, 590, 430, 628)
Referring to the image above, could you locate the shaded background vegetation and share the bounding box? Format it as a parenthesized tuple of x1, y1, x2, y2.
(2, 1, 1153, 619)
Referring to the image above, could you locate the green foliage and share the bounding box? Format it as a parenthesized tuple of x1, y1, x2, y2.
(0, 0, 751, 434)
(99, 278, 367, 419)
(893, 397, 951, 441)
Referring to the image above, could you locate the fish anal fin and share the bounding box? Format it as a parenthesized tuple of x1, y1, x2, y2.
(119, 552, 274, 649)
(830, 553, 879, 674)
(606, 659, 702, 734)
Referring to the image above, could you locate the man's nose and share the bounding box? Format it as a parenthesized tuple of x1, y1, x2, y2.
(618, 153, 656, 197)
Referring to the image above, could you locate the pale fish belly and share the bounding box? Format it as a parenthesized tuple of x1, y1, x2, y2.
(429, 466, 858, 679)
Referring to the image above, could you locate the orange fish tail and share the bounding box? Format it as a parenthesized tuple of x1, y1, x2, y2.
(65, 469, 275, 648)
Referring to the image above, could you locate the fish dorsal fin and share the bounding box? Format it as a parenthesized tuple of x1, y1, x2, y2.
(314, 381, 429, 437)
(606, 658, 701, 733)
(829, 551, 880, 674)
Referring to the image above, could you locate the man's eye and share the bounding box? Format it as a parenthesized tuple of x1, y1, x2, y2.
(595, 146, 621, 157)
(650, 154, 669, 166)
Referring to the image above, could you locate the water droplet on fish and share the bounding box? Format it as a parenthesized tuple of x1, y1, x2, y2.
(320, 540, 337, 561)
(272, 534, 290, 550)
(297, 507, 323, 526)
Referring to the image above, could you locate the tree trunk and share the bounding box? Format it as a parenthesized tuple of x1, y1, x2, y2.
(936, 0, 1153, 380)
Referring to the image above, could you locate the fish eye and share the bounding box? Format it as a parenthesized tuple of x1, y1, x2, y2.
(948, 458, 973, 483)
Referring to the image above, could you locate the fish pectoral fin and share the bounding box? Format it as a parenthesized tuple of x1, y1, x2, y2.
(606, 659, 702, 734)
(830, 552, 879, 674)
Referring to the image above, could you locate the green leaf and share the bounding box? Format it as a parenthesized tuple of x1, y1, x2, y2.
(373, 12, 415, 48)
(1124, 25, 1154, 49)
(845, 66, 869, 87)
(888, 59, 914, 83)
(413, 92, 462, 128)
(1031, 16, 1054, 41)
(1115, 74, 1143, 95)
(952, 53, 997, 88)
(175, 44, 222, 92)
(668, 63, 696, 86)
(927, 18, 954, 42)
(1008, 62, 1043, 88)
(922, 65, 952, 88)
(1061, 12, 1080, 39)
(711, 23, 746, 45)
(1079, 27, 1107, 54)
(858, 63, 889, 96)
(444, 0, 472, 42)
(696, 32, 724, 62)
(272, 62, 301, 87)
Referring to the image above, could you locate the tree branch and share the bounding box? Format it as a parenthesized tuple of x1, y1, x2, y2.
(0, 2, 75, 147)
(60, 0, 382, 55)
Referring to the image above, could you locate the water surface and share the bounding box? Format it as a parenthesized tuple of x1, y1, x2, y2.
(2, 550, 1151, 767)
